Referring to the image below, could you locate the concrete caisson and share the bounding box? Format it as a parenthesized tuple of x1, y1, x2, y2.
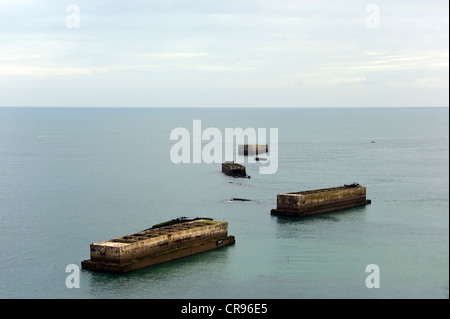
(81, 218, 235, 273)
(270, 183, 371, 217)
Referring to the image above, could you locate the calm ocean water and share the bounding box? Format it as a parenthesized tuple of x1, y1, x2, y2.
(0, 107, 448, 299)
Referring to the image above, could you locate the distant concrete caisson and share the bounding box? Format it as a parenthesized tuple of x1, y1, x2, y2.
(222, 161, 249, 178)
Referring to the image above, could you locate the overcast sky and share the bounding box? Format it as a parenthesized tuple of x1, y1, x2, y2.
(0, 0, 448, 107)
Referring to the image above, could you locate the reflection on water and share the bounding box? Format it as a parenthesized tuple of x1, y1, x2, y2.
(85, 245, 233, 298)
(272, 206, 369, 240)
(273, 205, 368, 225)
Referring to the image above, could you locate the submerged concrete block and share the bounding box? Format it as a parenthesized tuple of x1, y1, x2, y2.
(222, 162, 248, 178)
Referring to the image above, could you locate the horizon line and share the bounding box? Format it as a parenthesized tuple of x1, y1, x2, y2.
(0, 105, 448, 109)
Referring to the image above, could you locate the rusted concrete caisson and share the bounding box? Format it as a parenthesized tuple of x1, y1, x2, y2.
(81, 218, 235, 273)
(271, 183, 371, 217)
(222, 162, 248, 178)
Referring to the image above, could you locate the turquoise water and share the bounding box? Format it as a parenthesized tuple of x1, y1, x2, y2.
(0, 107, 448, 299)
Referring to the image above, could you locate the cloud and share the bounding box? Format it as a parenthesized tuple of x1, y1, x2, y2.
(413, 78, 450, 89)
(139, 52, 208, 59)
(0, 65, 92, 77)
(327, 77, 368, 86)
(0, 0, 448, 107)
(320, 49, 449, 72)
(192, 64, 258, 71)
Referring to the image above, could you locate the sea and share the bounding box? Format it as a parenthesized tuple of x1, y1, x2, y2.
(0, 107, 448, 299)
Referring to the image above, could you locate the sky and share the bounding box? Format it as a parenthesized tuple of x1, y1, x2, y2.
(0, 0, 448, 107)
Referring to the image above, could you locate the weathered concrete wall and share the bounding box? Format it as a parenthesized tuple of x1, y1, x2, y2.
(82, 236, 236, 273)
(277, 186, 367, 211)
(271, 184, 371, 216)
(90, 220, 229, 263)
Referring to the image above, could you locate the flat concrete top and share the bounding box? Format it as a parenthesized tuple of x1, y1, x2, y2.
(222, 162, 245, 168)
(94, 241, 129, 248)
(283, 184, 364, 196)
(99, 219, 225, 244)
